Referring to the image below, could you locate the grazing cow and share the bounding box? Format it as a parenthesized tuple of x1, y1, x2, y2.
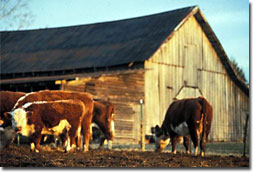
(9, 90, 94, 152)
(0, 126, 16, 151)
(93, 99, 116, 149)
(8, 100, 85, 153)
(0, 91, 26, 127)
(155, 97, 213, 156)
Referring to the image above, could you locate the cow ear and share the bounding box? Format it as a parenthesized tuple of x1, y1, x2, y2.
(155, 125, 160, 131)
(3, 112, 12, 119)
(26, 111, 33, 117)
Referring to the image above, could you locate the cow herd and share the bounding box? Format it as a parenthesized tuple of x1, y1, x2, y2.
(0, 90, 213, 157)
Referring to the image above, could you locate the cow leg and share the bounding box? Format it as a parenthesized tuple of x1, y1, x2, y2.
(76, 125, 82, 150)
(183, 136, 191, 154)
(31, 133, 42, 153)
(200, 131, 207, 157)
(99, 137, 106, 148)
(170, 133, 178, 154)
(188, 125, 199, 156)
(81, 123, 92, 152)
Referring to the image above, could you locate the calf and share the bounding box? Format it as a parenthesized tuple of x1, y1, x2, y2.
(10, 90, 94, 152)
(155, 97, 213, 156)
(0, 126, 16, 151)
(93, 99, 116, 149)
(9, 100, 85, 153)
(0, 91, 26, 127)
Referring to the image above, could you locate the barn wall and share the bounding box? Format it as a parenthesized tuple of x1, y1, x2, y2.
(144, 15, 249, 141)
(63, 71, 145, 144)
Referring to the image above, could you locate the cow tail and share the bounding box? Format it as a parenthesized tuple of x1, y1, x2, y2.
(199, 97, 206, 142)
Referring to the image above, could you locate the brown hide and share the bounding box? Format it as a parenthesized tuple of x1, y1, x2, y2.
(160, 97, 213, 156)
(13, 90, 94, 151)
(21, 100, 85, 152)
(0, 91, 26, 127)
(93, 100, 116, 146)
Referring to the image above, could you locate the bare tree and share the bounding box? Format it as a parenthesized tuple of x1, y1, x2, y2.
(0, 0, 34, 30)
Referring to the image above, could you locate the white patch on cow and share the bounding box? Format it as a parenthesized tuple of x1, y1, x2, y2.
(107, 140, 113, 149)
(65, 136, 71, 152)
(30, 143, 39, 152)
(110, 119, 115, 137)
(41, 120, 71, 136)
(170, 122, 189, 136)
(155, 135, 170, 151)
(11, 108, 35, 136)
(13, 92, 34, 109)
(194, 146, 199, 156)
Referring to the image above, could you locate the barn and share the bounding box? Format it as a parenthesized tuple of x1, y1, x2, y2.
(0, 6, 249, 143)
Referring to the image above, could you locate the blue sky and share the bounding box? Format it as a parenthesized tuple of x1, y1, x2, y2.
(1, 0, 250, 82)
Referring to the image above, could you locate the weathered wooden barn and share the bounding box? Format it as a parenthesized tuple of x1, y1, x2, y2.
(0, 6, 249, 143)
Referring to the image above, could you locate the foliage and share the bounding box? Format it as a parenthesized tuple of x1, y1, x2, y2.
(0, 0, 34, 30)
(230, 58, 247, 83)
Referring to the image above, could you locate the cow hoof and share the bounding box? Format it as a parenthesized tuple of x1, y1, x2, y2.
(186, 150, 191, 154)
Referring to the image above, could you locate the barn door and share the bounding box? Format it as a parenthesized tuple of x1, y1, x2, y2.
(183, 44, 199, 87)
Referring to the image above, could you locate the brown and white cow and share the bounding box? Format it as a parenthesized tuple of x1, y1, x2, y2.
(155, 97, 213, 156)
(10, 90, 94, 152)
(93, 99, 116, 149)
(8, 100, 85, 152)
(0, 91, 26, 127)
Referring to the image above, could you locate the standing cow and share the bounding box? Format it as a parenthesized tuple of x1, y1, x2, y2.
(155, 97, 213, 156)
(93, 99, 116, 149)
(10, 90, 94, 152)
(8, 100, 85, 152)
(0, 91, 26, 127)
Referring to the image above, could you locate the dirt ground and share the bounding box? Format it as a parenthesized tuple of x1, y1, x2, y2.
(0, 144, 249, 168)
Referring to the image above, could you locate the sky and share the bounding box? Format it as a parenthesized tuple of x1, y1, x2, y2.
(1, 0, 250, 82)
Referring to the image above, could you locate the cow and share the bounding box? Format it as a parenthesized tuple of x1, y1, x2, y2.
(8, 90, 94, 152)
(0, 126, 16, 151)
(7, 100, 86, 153)
(0, 91, 26, 127)
(155, 97, 213, 157)
(92, 99, 116, 149)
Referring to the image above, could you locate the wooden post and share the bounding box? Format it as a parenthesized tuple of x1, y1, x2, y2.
(140, 99, 145, 151)
(243, 113, 249, 157)
(17, 134, 20, 146)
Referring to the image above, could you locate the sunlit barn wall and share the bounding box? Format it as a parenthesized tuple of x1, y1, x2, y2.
(144, 15, 249, 141)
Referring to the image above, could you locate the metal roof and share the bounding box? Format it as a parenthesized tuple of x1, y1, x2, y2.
(0, 6, 248, 95)
(1, 6, 194, 74)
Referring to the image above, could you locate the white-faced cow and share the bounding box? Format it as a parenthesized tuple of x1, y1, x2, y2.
(10, 90, 94, 152)
(93, 99, 116, 149)
(155, 97, 213, 157)
(0, 91, 26, 127)
(9, 100, 85, 153)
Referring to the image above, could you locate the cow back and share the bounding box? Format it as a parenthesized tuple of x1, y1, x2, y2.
(0, 91, 26, 117)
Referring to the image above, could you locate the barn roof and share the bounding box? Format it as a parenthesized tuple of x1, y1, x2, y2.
(0, 6, 248, 95)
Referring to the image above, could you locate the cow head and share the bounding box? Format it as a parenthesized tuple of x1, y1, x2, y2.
(154, 125, 170, 152)
(104, 106, 116, 141)
(10, 108, 35, 136)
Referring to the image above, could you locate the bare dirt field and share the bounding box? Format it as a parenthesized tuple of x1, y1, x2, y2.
(0, 144, 249, 168)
